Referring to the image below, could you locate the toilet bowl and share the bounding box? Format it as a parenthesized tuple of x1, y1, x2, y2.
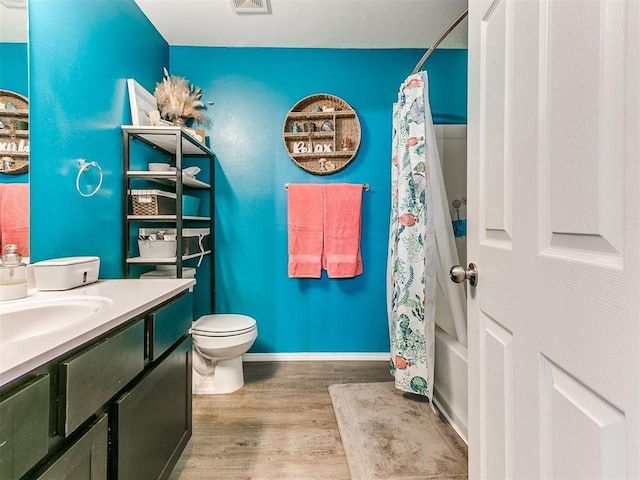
(190, 314, 257, 394)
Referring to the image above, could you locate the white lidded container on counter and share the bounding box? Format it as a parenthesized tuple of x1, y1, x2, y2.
(31, 256, 100, 291)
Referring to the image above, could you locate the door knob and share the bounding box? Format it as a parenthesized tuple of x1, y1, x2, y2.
(450, 263, 478, 287)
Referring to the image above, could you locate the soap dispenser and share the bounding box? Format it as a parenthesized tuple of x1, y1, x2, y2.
(0, 244, 28, 300)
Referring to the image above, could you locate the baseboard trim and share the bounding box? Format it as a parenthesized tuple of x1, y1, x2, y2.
(243, 352, 390, 362)
(433, 396, 469, 445)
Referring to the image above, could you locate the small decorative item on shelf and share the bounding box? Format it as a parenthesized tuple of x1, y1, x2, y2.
(321, 120, 333, 132)
(292, 122, 302, 133)
(341, 137, 352, 151)
(154, 68, 212, 128)
(317, 157, 336, 172)
(1, 156, 13, 171)
(148, 110, 162, 126)
(303, 122, 317, 132)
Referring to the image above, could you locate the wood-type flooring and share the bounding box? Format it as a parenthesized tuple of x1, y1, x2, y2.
(168, 361, 467, 480)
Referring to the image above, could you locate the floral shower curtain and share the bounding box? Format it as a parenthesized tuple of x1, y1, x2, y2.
(387, 71, 436, 402)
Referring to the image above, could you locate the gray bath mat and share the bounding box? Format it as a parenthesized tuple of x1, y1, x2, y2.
(328, 382, 468, 479)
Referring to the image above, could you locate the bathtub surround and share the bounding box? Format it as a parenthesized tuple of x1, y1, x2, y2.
(429, 124, 468, 440)
(329, 382, 468, 479)
(434, 325, 468, 442)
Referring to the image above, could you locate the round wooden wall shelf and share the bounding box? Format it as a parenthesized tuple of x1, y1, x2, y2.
(0, 90, 29, 175)
(282, 93, 361, 175)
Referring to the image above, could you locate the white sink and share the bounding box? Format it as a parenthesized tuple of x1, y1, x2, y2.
(0, 296, 114, 345)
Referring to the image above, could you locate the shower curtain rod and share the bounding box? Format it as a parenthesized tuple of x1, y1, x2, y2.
(411, 8, 469, 75)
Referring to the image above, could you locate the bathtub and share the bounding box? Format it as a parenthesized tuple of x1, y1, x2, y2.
(433, 325, 468, 443)
(431, 124, 468, 443)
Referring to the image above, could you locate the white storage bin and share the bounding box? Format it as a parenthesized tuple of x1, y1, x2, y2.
(138, 228, 210, 256)
(137, 240, 176, 258)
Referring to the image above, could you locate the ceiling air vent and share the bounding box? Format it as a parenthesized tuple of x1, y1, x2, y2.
(229, 0, 271, 14)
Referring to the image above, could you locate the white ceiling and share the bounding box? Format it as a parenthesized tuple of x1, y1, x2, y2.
(134, 0, 468, 49)
(0, 3, 27, 42)
(0, 0, 469, 49)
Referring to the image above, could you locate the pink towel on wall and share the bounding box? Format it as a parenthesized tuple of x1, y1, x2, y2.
(287, 184, 324, 278)
(323, 184, 363, 278)
(0, 183, 30, 257)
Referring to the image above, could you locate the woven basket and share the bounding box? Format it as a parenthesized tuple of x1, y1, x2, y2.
(130, 190, 176, 216)
(130, 189, 201, 216)
(282, 93, 361, 176)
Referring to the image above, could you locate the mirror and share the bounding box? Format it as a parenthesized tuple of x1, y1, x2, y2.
(0, 0, 29, 259)
(0, 89, 29, 174)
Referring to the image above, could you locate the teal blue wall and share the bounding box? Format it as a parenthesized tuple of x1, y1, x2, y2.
(29, 0, 168, 276)
(26, 0, 467, 353)
(0, 42, 29, 184)
(0, 43, 28, 96)
(170, 47, 467, 353)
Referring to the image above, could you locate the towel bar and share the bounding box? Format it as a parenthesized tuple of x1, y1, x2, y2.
(285, 183, 369, 191)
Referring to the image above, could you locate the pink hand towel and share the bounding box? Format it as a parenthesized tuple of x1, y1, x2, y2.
(0, 184, 29, 256)
(287, 184, 324, 278)
(323, 183, 363, 278)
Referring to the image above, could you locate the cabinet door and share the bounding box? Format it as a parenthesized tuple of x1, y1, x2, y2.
(150, 293, 192, 361)
(0, 375, 50, 480)
(35, 414, 108, 480)
(113, 337, 192, 480)
(60, 320, 144, 436)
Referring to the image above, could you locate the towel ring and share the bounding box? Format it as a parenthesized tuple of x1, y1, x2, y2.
(76, 159, 103, 197)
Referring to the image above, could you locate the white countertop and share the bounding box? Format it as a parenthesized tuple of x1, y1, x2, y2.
(0, 278, 196, 387)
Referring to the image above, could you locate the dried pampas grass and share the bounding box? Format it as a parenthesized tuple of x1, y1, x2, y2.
(154, 68, 211, 127)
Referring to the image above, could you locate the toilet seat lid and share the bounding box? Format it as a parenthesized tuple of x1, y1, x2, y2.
(191, 314, 256, 336)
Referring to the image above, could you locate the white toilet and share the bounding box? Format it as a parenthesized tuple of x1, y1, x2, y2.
(190, 314, 258, 394)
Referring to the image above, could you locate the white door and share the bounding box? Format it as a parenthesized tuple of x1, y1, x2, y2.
(467, 0, 640, 478)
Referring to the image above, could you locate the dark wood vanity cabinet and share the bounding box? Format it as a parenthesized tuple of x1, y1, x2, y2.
(112, 337, 191, 480)
(0, 291, 193, 480)
(0, 375, 50, 479)
(35, 414, 109, 480)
